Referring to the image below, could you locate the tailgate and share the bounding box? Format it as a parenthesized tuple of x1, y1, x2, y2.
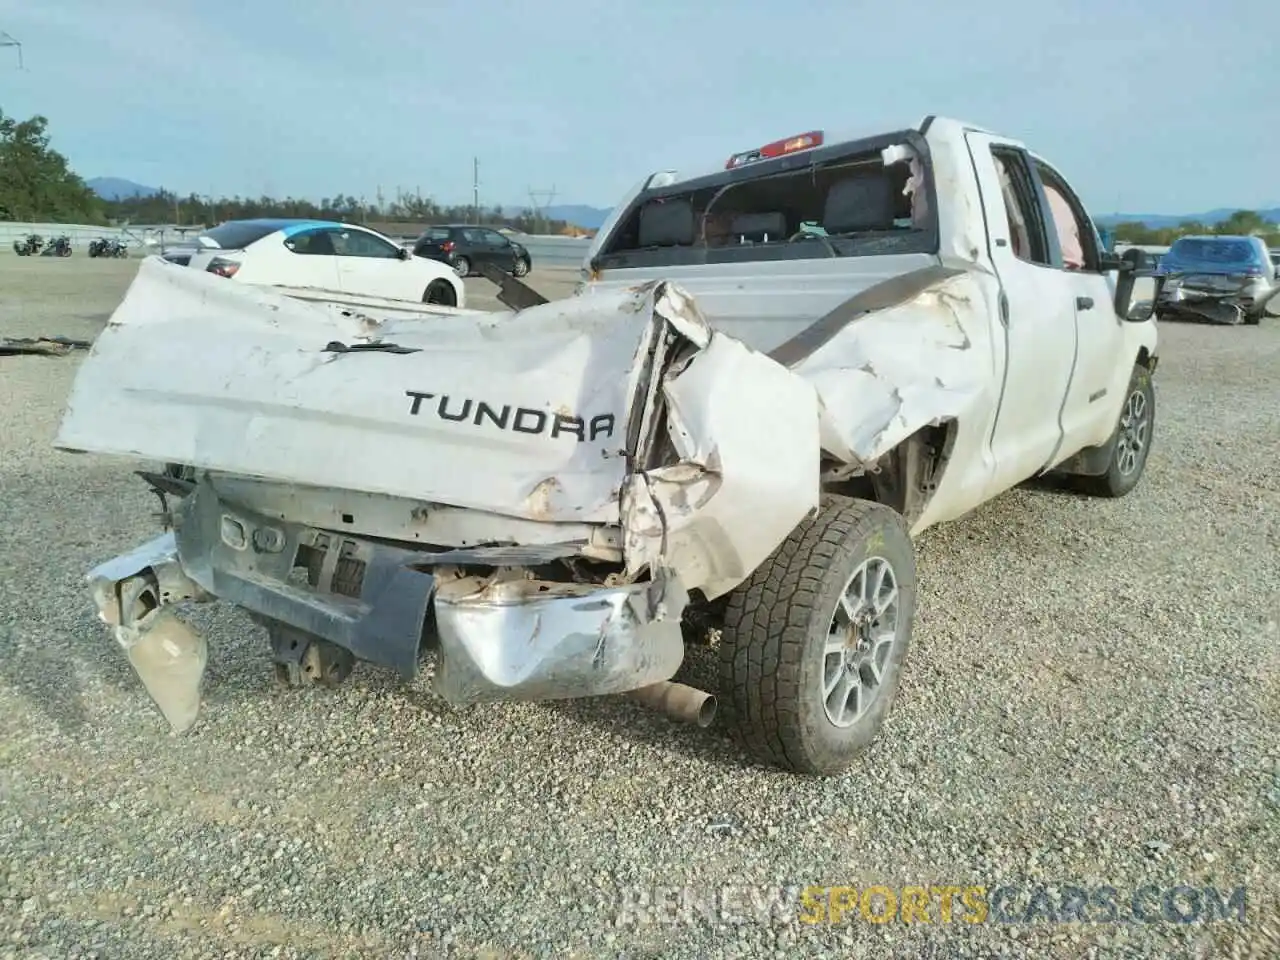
(55, 258, 666, 524)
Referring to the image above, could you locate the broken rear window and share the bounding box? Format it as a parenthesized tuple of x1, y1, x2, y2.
(594, 141, 936, 270)
(1168, 238, 1261, 264)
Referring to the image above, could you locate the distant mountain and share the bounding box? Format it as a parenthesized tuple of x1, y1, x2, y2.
(88, 177, 160, 201)
(542, 204, 612, 230)
(1096, 207, 1280, 228)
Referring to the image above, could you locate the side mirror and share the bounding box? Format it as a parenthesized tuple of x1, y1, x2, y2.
(398, 246, 412, 260)
(1126, 300, 1156, 322)
(1111, 248, 1150, 320)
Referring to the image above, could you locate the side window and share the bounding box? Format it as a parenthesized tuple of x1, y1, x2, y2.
(284, 228, 340, 256)
(1034, 161, 1098, 272)
(990, 150, 1050, 267)
(332, 229, 400, 259)
(481, 229, 509, 246)
(461, 228, 488, 244)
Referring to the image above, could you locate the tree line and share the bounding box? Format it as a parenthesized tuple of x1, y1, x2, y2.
(104, 190, 584, 236)
(0, 107, 583, 235)
(1110, 209, 1279, 247)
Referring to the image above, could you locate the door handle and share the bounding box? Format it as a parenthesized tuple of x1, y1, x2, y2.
(1076, 296, 1094, 310)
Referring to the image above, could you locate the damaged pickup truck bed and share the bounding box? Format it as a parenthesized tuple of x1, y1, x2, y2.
(57, 116, 1159, 776)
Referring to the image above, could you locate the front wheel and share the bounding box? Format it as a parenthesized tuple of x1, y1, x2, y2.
(512, 256, 530, 277)
(423, 279, 457, 307)
(1076, 363, 1155, 498)
(451, 256, 470, 278)
(718, 494, 916, 776)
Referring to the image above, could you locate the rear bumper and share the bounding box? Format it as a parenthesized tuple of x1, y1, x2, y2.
(86, 481, 688, 722)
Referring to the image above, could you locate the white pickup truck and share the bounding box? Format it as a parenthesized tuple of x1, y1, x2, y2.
(56, 116, 1158, 777)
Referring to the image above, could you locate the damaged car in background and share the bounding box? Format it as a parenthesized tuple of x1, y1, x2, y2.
(1154, 234, 1279, 325)
(57, 116, 1158, 777)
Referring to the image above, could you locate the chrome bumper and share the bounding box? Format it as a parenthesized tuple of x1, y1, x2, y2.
(85, 480, 688, 729)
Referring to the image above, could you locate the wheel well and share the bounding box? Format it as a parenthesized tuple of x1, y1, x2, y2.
(1136, 346, 1156, 373)
(425, 279, 457, 307)
(821, 421, 956, 524)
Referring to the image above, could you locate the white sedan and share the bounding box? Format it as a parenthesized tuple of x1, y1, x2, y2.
(178, 218, 465, 307)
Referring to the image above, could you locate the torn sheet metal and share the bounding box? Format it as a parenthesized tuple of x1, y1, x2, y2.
(786, 270, 993, 466)
(619, 325, 822, 599)
(57, 258, 824, 598)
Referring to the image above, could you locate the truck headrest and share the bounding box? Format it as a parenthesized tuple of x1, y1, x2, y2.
(638, 199, 695, 247)
(824, 175, 896, 234)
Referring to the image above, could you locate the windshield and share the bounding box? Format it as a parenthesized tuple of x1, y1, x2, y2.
(196, 221, 286, 250)
(594, 142, 934, 270)
(1167, 238, 1260, 265)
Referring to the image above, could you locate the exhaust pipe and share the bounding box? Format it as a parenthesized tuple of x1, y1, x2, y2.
(625, 681, 717, 728)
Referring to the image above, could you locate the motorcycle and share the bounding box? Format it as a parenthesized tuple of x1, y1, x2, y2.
(87, 237, 128, 258)
(41, 235, 73, 257)
(12, 234, 44, 256)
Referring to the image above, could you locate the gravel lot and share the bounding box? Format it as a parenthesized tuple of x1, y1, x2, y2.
(1, 255, 1277, 959)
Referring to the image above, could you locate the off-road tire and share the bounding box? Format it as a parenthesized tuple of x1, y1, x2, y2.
(718, 494, 916, 776)
(423, 279, 457, 307)
(1076, 363, 1155, 498)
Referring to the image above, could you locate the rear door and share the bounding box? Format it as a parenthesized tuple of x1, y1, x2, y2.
(964, 132, 1080, 499)
(332, 227, 418, 300)
(1029, 155, 1128, 458)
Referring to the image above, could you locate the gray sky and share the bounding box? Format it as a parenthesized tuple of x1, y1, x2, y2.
(2, 0, 1277, 213)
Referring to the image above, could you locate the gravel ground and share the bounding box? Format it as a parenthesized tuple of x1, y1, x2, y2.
(1, 255, 1277, 959)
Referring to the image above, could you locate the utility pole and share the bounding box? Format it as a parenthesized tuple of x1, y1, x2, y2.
(471, 158, 481, 224)
(0, 31, 23, 70)
(527, 185, 557, 235)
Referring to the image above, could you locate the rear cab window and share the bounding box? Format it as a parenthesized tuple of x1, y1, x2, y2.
(592, 131, 938, 271)
(195, 221, 282, 250)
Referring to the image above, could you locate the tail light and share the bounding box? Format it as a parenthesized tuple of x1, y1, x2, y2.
(441, 240, 455, 253)
(206, 256, 240, 278)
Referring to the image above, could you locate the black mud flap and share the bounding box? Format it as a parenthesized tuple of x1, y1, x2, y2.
(478, 261, 550, 312)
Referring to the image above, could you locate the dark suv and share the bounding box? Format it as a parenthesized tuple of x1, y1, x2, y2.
(411, 225, 532, 278)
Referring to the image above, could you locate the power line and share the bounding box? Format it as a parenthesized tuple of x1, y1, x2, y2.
(0, 31, 24, 70)
(527, 185, 557, 235)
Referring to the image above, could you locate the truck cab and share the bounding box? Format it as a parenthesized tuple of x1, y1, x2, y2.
(577, 116, 1158, 527)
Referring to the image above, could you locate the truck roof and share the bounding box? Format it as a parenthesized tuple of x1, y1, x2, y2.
(652, 116, 991, 189)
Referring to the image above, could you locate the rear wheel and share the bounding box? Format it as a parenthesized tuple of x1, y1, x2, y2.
(452, 256, 471, 278)
(718, 494, 916, 776)
(423, 279, 457, 307)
